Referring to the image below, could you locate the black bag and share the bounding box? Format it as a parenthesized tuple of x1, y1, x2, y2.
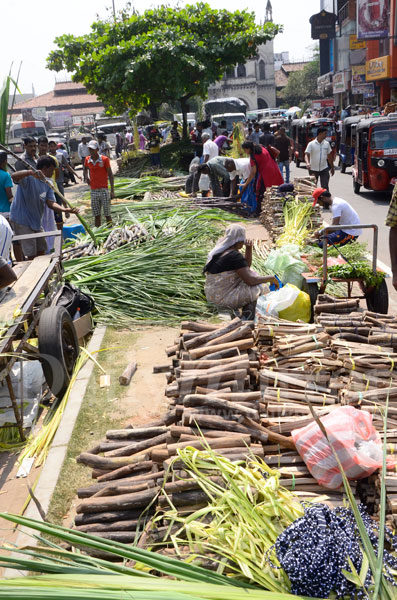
(53, 282, 95, 318)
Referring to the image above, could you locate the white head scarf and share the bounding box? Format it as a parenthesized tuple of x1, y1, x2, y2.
(205, 223, 246, 267)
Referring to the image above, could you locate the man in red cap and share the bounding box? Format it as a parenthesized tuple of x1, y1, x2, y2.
(312, 188, 362, 247)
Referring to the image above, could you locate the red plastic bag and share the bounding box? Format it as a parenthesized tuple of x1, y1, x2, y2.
(291, 406, 382, 490)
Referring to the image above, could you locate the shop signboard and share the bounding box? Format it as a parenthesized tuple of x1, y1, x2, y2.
(357, 0, 389, 40)
(333, 71, 348, 93)
(352, 65, 366, 86)
(350, 34, 366, 50)
(317, 72, 333, 96)
(352, 82, 375, 96)
(366, 55, 390, 80)
(310, 10, 337, 39)
(48, 111, 72, 128)
(21, 107, 46, 120)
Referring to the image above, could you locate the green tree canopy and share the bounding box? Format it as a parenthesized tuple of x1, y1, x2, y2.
(280, 55, 320, 107)
(47, 3, 281, 135)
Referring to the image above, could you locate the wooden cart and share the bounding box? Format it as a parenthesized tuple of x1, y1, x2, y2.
(301, 224, 389, 321)
(0, 230, 79, 441)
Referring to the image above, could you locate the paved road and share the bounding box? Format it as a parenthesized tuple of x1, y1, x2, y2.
(288, 161, 397, 312)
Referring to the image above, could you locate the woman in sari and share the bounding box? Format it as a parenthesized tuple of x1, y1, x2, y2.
(240, 141, 283, 216)
(204, 224, 278, 319)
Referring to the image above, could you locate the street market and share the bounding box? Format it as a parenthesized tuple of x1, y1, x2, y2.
(3, 1, 397, 599)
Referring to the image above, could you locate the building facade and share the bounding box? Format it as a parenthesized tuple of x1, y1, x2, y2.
(316, 0, 397, 109)
(207, 1, 276, 110)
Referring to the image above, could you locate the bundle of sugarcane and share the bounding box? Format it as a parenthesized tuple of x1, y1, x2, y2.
(293, 175, 316, 195)
(113, 175, 187, 199)
(62, 223, 148, 260)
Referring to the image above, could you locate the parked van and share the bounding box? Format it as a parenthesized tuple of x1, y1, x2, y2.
(212, 113, 245, 134)
(9, 120, 47, 140)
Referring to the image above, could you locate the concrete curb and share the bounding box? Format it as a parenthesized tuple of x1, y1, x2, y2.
(3, 325, 107, 578)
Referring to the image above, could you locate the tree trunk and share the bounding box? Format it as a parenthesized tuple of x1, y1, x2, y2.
(180, 96, 189, 139)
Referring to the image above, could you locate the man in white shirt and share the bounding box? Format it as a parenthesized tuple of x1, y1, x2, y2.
(225, 157, 256, 213)
(202, 133, 219, 163)
(305, 126, 334, 191)
(312, 187, 362, 247)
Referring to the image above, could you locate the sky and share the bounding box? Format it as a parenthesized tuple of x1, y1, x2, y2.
(2, 0, 320, 96)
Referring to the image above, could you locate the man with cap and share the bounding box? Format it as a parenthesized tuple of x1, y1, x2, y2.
(312, 188, 362, 247)
(83, 140, 114, 227)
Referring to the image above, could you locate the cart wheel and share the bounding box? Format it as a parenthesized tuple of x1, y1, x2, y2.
(341, 162, 346, 174)
(303, 282, 319, 323)
(366, 279, 389, 314)
(353, 179, 361, 194)
(38, 306, 79, 398)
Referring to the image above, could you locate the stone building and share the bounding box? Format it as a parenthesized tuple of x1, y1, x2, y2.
(207, 1, 276, 110)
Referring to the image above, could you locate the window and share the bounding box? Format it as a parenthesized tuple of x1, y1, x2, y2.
(236, 63, 246, 78)
(226, 67, 235, 78)
(258, 60, 266, 80)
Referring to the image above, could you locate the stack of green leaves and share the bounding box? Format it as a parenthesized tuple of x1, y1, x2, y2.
(160, 447, 304, 592)
(63, 208, 240, 325)
(113, 176, 186, 199)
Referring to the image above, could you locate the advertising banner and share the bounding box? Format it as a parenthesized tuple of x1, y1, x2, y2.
(366, 55, 390, 80)
(357, 0, 389, 40)
(48, 111, 72, 128)
(352, 82, 375, 96)
(333, 71, 348, 93)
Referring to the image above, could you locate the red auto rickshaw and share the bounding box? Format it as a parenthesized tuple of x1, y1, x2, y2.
(290, 118, 337, 167)
(352, 114, 397, 194)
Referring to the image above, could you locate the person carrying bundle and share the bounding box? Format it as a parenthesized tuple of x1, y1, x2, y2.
(311, 187, 362, 247)
(204, 224, 279, 320)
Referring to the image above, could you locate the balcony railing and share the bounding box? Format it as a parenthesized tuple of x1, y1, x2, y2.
(338, 1, 349, 23)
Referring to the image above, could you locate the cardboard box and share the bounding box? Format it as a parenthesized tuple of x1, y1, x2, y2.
(73, 312, 93, 341)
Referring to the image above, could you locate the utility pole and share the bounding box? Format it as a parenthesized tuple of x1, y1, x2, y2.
(112, 0, 116, 20)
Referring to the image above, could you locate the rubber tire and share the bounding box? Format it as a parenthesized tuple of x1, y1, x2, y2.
(341, 162, 346, 174)
(303, 281, 319, 323)
(38, 306, 79, 397)
(353, 179, 361, 194)
(366, 278, 389, 314)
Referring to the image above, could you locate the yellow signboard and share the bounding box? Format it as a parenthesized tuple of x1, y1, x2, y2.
(352, 65, 366, 76)
(366, 55, 390, 81)
(350, 34, 366, 50)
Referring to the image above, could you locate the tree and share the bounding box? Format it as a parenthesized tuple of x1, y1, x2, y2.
(281, 55, 320, 107)
(47, 3, 281, 137)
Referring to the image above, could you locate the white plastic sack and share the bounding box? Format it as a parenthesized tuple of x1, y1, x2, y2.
(199, 174, 210, 191)
(256, 284, 300, 318)
(0, 361, 45, 427)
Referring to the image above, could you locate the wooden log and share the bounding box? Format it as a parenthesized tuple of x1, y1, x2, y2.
(92, 481, 152, 498)
(119, 361, 137, 386)
(184, 317, 241, 350)
(77, 470, 166, 498)
(97, 460, 154, 483)
(202, 324, 253, 349)
(82, 531, 140, 543)
(106, 426, 168, 441)
(158, 490, 209, 508)
(76, 487, 160, 514)
(189, 338, 254, 360)
(200, 347, 241, 361)
(153, 364, 171, 374)
(180, 355, 250, 370)
(239, 416, 296, 450)
(181, 321, 220, 333)
(177, 358, 249, 378)
(152, 435, 251, 462)
(74, 509, 149, 526)
(75, 519, 140, 533)
(186, 413, 269, 443)
(105, 432, 169, 458)
(177, 368, 247, 389)
(183, 394, 258, 418)
(76, 452, 151, 471)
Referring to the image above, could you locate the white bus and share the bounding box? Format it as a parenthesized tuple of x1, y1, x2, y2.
(9, 120, 47, 140)
(96, 122, 127, 147)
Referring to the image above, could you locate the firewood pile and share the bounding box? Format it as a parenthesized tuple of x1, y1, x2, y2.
(259, 177, 322, 243)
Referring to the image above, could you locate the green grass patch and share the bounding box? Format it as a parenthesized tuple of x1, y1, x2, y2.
(46, 327, 138, 526)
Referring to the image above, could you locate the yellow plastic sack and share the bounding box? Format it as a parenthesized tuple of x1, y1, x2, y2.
(279, 285, 311, 323)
